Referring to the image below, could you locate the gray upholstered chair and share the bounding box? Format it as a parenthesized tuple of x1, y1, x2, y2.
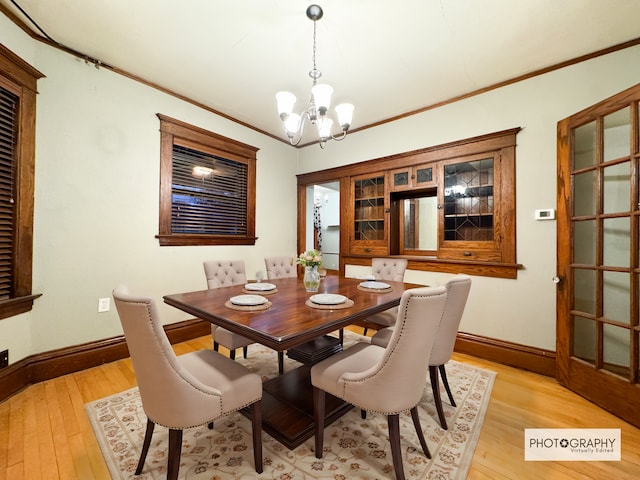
(112, 286, 263, 480)
(361, 258, 408, 335)
(311, 285, 448, 480)
(203, 260, 254, 360)
(264, 256, 298, 374)
(371, 274, 472, 429)
(265, 256, 298, 280)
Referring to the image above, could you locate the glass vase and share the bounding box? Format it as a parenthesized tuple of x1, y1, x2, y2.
(303, 266, 320, 292)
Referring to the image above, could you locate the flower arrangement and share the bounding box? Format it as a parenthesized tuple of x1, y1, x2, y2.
(296, 249, 323, 268)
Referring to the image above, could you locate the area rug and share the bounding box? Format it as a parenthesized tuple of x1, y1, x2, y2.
(86, 332, 495, 479)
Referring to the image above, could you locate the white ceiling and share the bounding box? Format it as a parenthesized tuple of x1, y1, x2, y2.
(2, 0, 640, 145)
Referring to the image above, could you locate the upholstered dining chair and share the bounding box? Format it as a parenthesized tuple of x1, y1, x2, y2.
(112, 286, 263, 480)
(265, 255, 298, 280)
(311, 285, 448, 480)
(203, 260, 254, 360)
(371, 274, 472, 430)
(264, 256, 298, 374)
(360, 258, 408, 335)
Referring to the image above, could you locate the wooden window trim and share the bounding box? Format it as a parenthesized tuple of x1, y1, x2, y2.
(0, 45, 44, 320)
(156, 114, 258, 246)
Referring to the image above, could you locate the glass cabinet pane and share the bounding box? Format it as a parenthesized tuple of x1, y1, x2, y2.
(354, 176, 384, 241)
(416, 166, 433, 184)
(393, 171, 409, 187)
(443, 158, 494, 241)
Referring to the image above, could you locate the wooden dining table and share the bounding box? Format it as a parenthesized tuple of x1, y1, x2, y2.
(163, 274, 421, 449)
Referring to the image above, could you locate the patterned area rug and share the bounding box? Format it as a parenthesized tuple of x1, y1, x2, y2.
(86, 332, 495, 479)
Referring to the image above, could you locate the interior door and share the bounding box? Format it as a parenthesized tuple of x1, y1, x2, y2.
(557, 83, 640, 427)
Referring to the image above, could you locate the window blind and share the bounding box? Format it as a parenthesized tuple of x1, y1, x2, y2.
(171, 144, 248, 235)
(0, 86, 17, 299)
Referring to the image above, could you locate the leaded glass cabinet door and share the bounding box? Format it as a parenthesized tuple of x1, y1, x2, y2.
(557, 83, 640, 428)
(438, 152, 507, 262)
(350, 172, 388, 255)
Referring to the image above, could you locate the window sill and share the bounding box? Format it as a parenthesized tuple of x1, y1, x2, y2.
(156, 234, 258, 246)
(0, 293, 42, 320)
(343, 255, 522, 279)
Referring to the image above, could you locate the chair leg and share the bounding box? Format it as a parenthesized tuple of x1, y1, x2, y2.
(278, 351, 284, 374)
(363, 327, 369, 336)
(361, 409, 367, 419)
(429, 365, 448, 430)
(135, 418, 155, 475)
(439, 364, 456, 407)
(208, 422, 214, 429)
(213, 341, 219, 352)
(250, 401, 263, 473)
(230, 349, 236, 360)
(339, 328, 344, 346)
(313, 387, 326, 459)
(243, 346, 249, 358)
(167, 429, 183, 480)
(410, 407, 431, 459)
(387, 414, 405, 480)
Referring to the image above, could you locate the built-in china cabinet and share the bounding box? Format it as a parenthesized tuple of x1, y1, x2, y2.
(297, 128, 521, 279)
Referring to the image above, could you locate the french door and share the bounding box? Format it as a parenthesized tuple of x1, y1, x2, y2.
(557, 83, 640, 427)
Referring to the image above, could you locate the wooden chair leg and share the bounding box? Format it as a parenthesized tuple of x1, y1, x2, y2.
(167, 429, 183, 480)
(313, 387, 326, 459)
(429, 365, 448, 430)
(135, 418, 155, 475)
(278, 351, 284, 375)
(213, 341, 219, 352)
(410, 407, 431, 459)
(387, 414, 405, 480)
(230, 349, 236, 360)
(250, 401, 263, 473)
(439, 364, 456, 407)
(363, 327, 369, 336)
(243, 346, 248, 358)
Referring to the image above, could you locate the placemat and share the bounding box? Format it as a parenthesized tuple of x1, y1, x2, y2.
(242, 288, 278, 295)
(305, 298, 354, 310)
(224, 300, 272, 311)
(357, 285, 393, 293)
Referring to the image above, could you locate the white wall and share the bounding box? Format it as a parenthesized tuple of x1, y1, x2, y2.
(0, 14, 299, 363)
(298, 45, 640, 351)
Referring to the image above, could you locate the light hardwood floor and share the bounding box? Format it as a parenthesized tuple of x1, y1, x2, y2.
(1, 328, 639, 479)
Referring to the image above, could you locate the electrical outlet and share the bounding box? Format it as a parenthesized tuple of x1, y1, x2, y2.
(0, 350, 7, 368)
(98, 297, 111, 313)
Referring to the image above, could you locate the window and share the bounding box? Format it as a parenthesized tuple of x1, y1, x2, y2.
(156, 114, 258, 246)
(0, 45, 43, 319)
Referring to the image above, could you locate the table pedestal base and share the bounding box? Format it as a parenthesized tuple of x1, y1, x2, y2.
(247, 364, 352, 450)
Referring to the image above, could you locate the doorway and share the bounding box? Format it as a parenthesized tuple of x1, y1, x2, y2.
(304, 182, 340, 271)
(557, 82, 640, 427)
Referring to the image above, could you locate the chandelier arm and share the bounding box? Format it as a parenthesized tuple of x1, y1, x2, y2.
(330, 130, 348, 141)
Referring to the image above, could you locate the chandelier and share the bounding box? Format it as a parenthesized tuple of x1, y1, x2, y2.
(276, 4, 354, 148)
